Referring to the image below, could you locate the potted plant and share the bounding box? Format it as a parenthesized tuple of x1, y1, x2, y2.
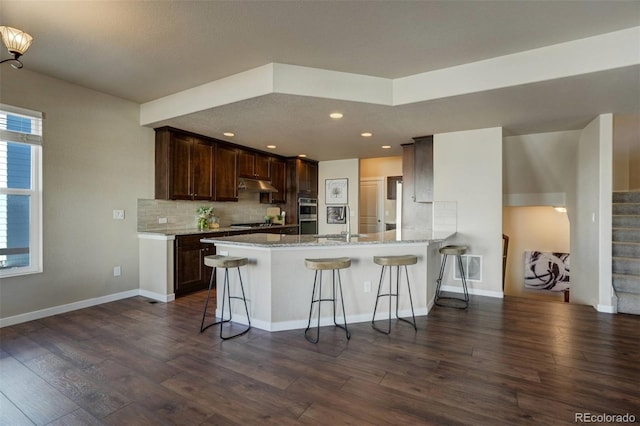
(197, 206, 213, 230)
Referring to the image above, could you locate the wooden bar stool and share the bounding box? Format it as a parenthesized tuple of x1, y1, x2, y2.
(304, 257, 352, 343)
(435, 245, 469, 309)
(371, 254, 418, 334)
(200, 255, 251, 340)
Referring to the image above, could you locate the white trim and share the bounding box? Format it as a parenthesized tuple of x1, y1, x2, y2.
(139, 289, 175, 303)
(0, 289, 139, 328)
(226, 307, 430, 332)
(596, 304, 617, 314)
(137, 232, 176, 241)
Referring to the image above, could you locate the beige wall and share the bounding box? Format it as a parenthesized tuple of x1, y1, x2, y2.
(434, 127, 503, 296)
(569, 114, 614, 310)
(503, 130, 579, 199)
(318, 159, 359, 235)
(502, 206, 569, 302)
(359, 156, 402, 179)
(613, 114, 640, 191)
(0, 69, 155, 321)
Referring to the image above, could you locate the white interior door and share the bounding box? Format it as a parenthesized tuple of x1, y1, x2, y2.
(359, 179, 384, 234)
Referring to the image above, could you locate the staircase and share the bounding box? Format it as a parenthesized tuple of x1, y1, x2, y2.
(612, 191, 640, 315)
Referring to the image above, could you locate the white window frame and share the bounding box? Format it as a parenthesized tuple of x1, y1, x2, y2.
(0, 104, 43, 278)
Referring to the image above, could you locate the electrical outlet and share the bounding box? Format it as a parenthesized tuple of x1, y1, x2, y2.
(113, 266, 121, 277)
(364, 281, 371, 293)
(158, 217, 168, 224)
(113, 209, 125, 220)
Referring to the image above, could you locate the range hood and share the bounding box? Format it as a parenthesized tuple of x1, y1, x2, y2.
(238, 178, 278, 193)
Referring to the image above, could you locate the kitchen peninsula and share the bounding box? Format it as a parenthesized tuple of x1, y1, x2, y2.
(200, 230, 453, 332)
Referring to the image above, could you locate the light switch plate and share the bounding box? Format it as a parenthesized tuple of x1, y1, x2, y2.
(113, 209, 125, 220)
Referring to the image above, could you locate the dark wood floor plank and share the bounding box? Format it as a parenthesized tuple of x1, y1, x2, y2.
(23, 352, 130, 419)
(0, 356, 78, 425)
(0, 392, 35, 425)
(0, 291, 638, 425)
(45, 408, 104, 426)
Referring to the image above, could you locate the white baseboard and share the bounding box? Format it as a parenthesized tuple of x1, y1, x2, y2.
(440, 284, 504, 299)
(596, 304, 617, 314)
(139, 289, 175, 303)
(0, 289, 139, 328)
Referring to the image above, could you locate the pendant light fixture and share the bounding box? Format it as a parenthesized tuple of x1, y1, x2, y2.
(0, 26, 34, 69)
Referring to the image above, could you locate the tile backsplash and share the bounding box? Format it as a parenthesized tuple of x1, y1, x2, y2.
(138, 192, 281, 232)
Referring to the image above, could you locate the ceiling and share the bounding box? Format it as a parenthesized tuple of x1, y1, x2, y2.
(1, 1, 639, 160)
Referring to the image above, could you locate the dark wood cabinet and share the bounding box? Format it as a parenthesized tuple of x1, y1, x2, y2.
(155, 128, 214, 200)
(239, 150, 270, 181)
(296, 159, 318, 197)
(174, 234, 216, 296)
(214, 144, 238, 201)
(413, 135, 433, 203)
(284, 158, 319, 225)
(260, 157, 287, 204)
(386, 176, 402, 200)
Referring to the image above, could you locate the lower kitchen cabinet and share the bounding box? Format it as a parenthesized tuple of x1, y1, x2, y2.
(174, 234, 216, 296)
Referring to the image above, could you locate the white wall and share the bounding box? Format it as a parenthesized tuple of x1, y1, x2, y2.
(318, 159, 359, 235)
(434, 127, 503, 297)
(569, 114, 614, 311)
(0, 69, 155, 321)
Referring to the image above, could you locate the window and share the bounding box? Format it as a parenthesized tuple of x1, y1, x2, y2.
(0, 104, 42, 277)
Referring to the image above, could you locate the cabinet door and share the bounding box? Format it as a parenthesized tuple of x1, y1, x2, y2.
(297, 160, 310, 194)
(238, 150, 255, 179)
(191, 138, 214, 200)
(254, 154, 271, 181)
(169, 133, 193, 200)
(215, 145, 238, 201)
(307, 162, 318, 198)
(413, 136, 433, 202)
(175, 238, 208, 295)
(270, 158, 286, 203)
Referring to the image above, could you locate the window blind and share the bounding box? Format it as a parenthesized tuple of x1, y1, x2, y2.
(0, 103, 43, 145)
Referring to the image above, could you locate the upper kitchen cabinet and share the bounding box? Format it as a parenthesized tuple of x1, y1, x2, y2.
(155, 128, 214, 200)
(412, 135, 433, 203)
(260, 157, 287, 204)
(296, 159, 318, 197)
(214, 144, 239, 201)
(238, 150, 271, 181)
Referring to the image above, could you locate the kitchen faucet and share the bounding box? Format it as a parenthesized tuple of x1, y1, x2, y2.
(344, 205, 351, 237)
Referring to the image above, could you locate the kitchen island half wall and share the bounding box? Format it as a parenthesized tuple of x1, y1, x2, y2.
(201, 230, 452, 332)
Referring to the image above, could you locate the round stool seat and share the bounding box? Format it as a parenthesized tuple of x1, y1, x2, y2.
(373, 255, 418, 267)
(439, 245, 467, 256)
(305, 257, 351, 270)
(204, 255, 248, 269)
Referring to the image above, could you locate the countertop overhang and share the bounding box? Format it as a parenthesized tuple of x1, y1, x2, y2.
(201, 230, 454, 248)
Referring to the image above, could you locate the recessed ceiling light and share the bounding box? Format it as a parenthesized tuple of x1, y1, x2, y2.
(298, 154, 307, 158)
(329, 112, 343, 119)
(223, 132, 235, 137)
(381, 145, 391, 149)
(266, 145, 277, 149)
(361, 132, 373, 137)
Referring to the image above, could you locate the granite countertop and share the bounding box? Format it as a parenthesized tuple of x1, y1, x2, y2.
(201, 230, 454, 247)
(138, 224, 299, 237)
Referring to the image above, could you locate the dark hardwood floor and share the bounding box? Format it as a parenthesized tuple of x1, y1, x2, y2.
(1, 291, 639, 425)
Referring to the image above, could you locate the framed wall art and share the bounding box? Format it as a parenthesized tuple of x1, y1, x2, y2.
(327, 206, 346, 224)
(325, 178, 348, 204)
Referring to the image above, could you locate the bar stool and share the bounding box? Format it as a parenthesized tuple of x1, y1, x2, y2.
(435, 245, 469, 309)
(304, 257, 351, 344)
(200, 255, 251, 340)
(371, 255, 418, 334)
